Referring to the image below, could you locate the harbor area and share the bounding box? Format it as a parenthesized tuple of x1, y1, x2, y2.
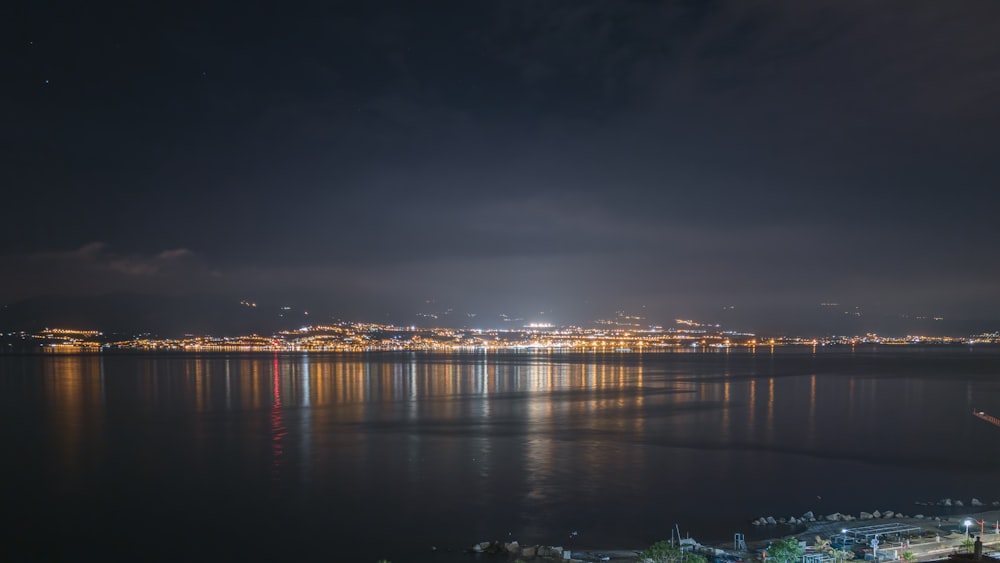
(723, 511, 1000, 563)
(474, 508, 1000, 562)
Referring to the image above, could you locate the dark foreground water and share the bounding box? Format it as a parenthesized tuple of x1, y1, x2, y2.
(2, 347, 1000, 562)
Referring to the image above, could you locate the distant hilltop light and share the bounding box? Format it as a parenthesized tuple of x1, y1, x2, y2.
(820, 302, 840, 307)
(525, 323, 553, 329)
(42, 328, 101, 337)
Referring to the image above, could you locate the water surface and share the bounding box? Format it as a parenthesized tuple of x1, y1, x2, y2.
(2, 347, 999, 562)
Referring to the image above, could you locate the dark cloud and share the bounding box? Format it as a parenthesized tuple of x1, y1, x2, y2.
(0, 244, 212, 300)
(3, 0, 999, 330)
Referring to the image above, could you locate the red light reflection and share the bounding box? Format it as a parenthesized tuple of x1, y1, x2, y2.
(271, 355, 286, 483)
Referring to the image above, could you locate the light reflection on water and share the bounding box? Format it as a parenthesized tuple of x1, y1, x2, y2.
(271, 355, 285, 486)
(3, 348, 1000, 562)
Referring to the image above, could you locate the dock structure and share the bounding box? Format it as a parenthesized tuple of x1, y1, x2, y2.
(831, 523, 923, 548)
(972, 409, 1000, 428)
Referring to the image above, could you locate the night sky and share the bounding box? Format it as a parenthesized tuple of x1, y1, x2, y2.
(5, 1, 1000, 332)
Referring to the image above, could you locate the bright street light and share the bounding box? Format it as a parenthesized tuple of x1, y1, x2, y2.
(965, 519, 973, 539)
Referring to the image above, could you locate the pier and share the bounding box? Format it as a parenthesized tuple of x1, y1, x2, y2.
(972, 409, 1000, 428)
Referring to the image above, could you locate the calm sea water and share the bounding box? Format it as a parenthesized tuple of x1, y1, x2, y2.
(2, 347, 1000, 562)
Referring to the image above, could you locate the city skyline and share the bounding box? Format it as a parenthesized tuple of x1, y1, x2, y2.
(5, 2, 1000, 332)
(6, 301, 1000, 348)
(3, 291, 997, 339)
(11, 318, 1000, 355)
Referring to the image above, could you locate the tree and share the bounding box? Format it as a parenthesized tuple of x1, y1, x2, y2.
(830, 548, 855, 563)
(961, 538, 975, 553)
(765, 537, 805, 563)
(638, 541, 708, 563)
(831, 548, 855, 563)
(814, 536, 832, 553)
(639, 541, 683, 563)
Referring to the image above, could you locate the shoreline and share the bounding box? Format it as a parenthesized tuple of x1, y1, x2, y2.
(713, 508, 1000, 562)
(487, 507, 1000, 562)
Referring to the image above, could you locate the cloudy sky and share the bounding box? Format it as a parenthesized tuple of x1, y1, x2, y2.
(4, 1, 1000, 330)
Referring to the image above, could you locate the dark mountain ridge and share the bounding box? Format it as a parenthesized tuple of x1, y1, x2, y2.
(0, 293, 996, 339)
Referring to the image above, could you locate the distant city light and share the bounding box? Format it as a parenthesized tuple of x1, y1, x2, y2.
(12, 319, 992, 354)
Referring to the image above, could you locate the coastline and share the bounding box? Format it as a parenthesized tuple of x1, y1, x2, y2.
(491, 507, 1000, 563)
(721, 507, 1000, 562)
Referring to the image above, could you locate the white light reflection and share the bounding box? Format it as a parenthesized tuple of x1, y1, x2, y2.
(224, 358, 232, 410)
(300, 354, 312, 482)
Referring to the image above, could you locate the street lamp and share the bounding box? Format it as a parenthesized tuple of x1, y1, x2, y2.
(965, 519, 973, 539)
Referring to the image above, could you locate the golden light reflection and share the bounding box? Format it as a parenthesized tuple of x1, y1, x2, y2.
(33, 354, 710, 496)
(766, 376, 775, 441)
(43, 355, 105, 487)
(808, 374, 817, 443)
(722, 379, 730, 439)
(848, 377, 856, 420)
